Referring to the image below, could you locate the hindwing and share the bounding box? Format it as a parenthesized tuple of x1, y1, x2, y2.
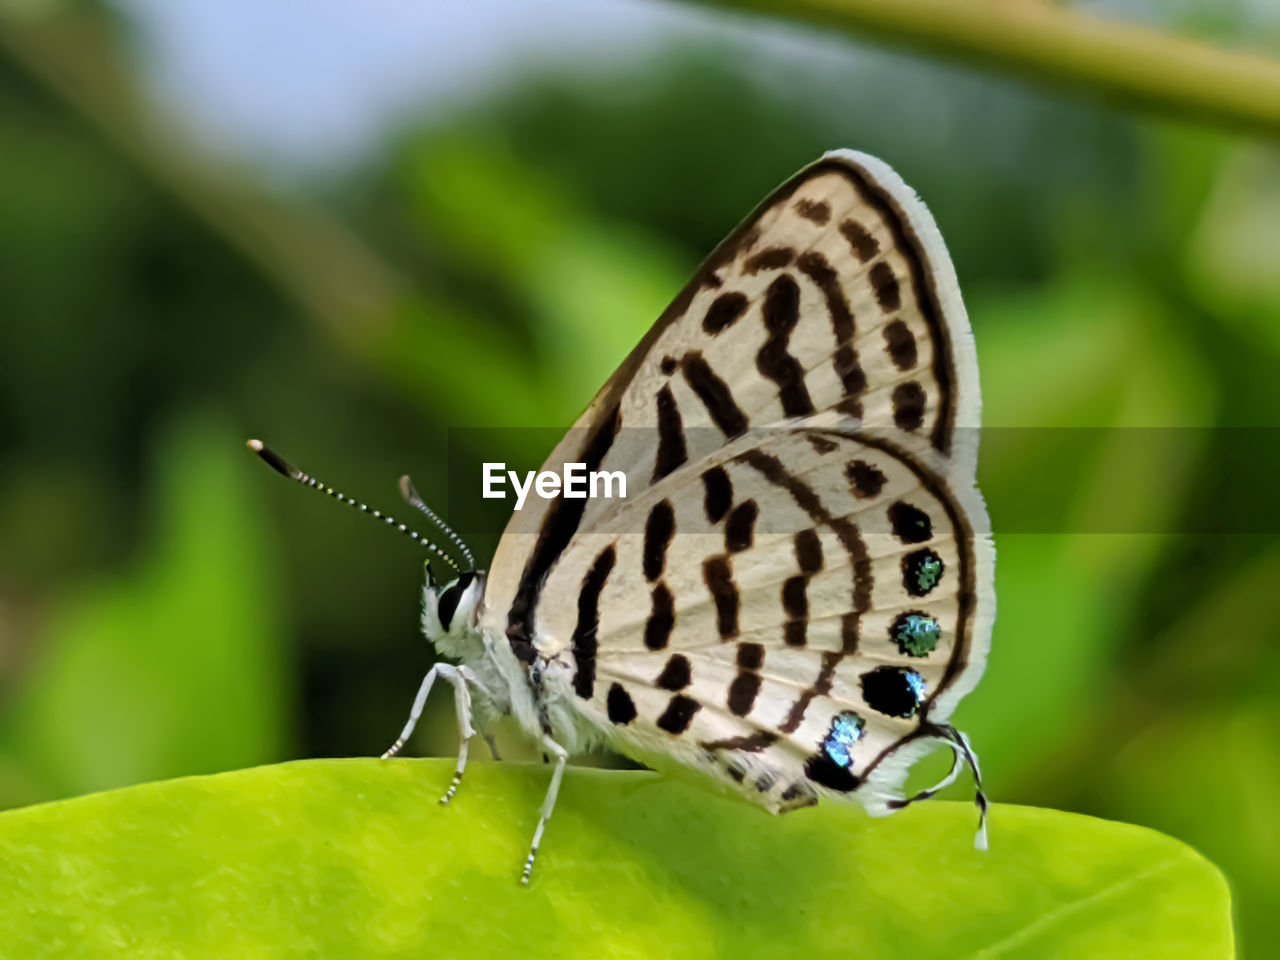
(521, 427, 993, 811)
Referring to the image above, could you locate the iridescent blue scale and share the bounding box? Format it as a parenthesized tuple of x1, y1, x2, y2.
(822, 711, 866, 768)
(905, 670, 927, 703)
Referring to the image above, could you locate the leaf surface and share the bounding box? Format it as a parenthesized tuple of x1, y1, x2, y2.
(0, 759, 1232, 958)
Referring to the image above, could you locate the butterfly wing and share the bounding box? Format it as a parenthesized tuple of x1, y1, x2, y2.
(482, 149, 983, 653)
(513, 425, 992, 812)
(476, 150, 992, 812)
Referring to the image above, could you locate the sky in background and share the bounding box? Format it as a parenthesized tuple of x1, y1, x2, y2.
(109, 0, 1278, 175)
(110, 0, 805, 171)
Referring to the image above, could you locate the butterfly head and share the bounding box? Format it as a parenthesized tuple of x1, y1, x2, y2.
(423, 569, 486, 657)
(243, 440, 483, 654)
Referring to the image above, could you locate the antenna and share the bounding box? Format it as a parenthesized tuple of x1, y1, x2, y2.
(246, 439, 461, 575)
(400, 475, 475, 571)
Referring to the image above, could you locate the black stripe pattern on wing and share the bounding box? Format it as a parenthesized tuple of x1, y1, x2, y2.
(571, 545, 616, 699)
(784, 529, 824, 648)
(653, 386, 687, 481)
(643, 501, 676, 581)
(756, 275, 815, 417)
(507, 405, 620, 665)
(681, 352, 748, 439)
(735, 446, 873, 736)
(643, 500, 679, 652)
(796, 251, 866, 416)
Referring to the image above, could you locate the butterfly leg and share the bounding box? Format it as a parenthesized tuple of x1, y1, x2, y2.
(438, 666, 479, 806)
(520, 735, 568, 886)
(380, 663, 478, 806)
(380, 663, 443, 759)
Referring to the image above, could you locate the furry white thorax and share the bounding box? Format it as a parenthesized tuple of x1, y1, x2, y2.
(420, 572, 602, 757)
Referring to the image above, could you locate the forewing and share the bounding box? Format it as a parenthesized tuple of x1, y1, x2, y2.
(529, 427, 993, 813)
(482, 150, 982, 652)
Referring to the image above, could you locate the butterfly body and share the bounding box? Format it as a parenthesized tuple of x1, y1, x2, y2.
(255, 148, 993, 883)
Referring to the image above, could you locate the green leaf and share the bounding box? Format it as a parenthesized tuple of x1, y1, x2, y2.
(0, 759, 1232, 958)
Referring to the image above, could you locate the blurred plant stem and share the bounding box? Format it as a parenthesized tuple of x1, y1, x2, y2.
(698, 0, 1280, 138)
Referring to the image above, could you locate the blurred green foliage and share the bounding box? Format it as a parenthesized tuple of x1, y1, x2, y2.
(0, 6, 1277, 953)
(0, 759, 1235, 958)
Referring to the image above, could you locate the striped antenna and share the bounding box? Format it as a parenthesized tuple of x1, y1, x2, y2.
(399, 475, 475, 572)
(246, 439, 460, 574)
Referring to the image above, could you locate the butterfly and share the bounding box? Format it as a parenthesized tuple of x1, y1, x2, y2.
(250, 148, 994, 884)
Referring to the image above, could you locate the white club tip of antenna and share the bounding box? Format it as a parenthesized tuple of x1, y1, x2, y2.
(246, 438, 265, 453)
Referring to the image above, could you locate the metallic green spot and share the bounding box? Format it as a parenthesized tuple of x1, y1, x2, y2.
(917, 554, 943, 592)
(893, 613, 941, 657)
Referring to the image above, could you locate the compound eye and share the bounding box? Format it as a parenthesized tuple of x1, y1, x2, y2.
(436, 572, 476, 632)
(437, 584, 461, 632)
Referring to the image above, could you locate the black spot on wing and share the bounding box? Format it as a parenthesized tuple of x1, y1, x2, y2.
(702, 291, 749, 335)
(681, 352, 749, 439)
(807, 434, 838, 455)
(846, 460, 886, 499)
(607, 683, 637, 725)
(743, 246, 794, 275)
(794, 529, 824, 573)
(782, 576, 807, 618)
(656, 654, 692, 691)
(702, 556, 739, 639)
(653, 387, 687, 482)
(780, 781, 819, 811)
(645, 582, 676, 650)
(883, 319, 917, 371)
(642, 500, 676, 581)
(860, 666, 925, 718)
(571, 546, 616, 699)
(794, 198, 831, 223)
(805, 753, 861, 792)
(725, 499, 758, 553)
(840, 219, 879, 262)
(869, 261, 901, 311)
(888, 501, 932, 543)
(756, 274, 814, 418)
(727, 673, 761, 717)
(657, 694, 702, 734)
(892, 381, 926, 432)
(785, 621, 807, 647)
(702, 466, 733, 524)
(736, 642, 765, 671)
